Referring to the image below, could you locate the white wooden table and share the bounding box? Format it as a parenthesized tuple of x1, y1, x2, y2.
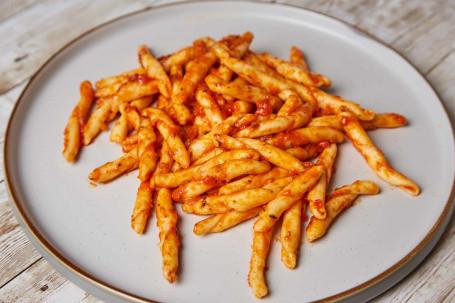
(0, 0, 454, 302)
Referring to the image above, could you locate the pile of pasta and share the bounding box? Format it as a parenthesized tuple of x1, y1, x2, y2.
(63, 32, 419, 298)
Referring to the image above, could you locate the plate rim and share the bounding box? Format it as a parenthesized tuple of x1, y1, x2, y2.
(4, 1, 455, 302)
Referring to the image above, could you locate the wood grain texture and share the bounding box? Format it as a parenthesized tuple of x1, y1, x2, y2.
(0, 258, 81, 303)
(390, 4, 455, 74)
(0, 200, 102, 302)
(281, 0, 455, 75)
(278, 0, 388, 25)
(427, 50, 455, 118)
(0, 201, 39, 284)
(0, 1, 453, 302)
(358, 0, 447, 43)
(0, 0, 38, 23)
(0, 0, 159, 94)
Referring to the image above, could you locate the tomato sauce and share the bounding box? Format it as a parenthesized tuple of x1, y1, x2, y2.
(316, 141, 330, 152)
(222, 101, 236, 117)
(340, 116, 356, 126)
(302, 162, 315, 169)
(312, 199, 324, 212)
(127, 73, 152, 85)
(255, 98, 273, 116)
(172, 186, 186, 201)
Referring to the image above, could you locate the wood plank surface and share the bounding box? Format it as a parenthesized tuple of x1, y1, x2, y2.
(0, 0, 38, 23)
(0, 0, 158, 94)
(0, 200, 41, 288)
(0, 1, 453, 302)
(427, 50, 455, 118)
(0, 258, 77, 303)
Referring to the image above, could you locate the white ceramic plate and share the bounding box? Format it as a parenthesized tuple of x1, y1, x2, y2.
(5, 1, 455, 302)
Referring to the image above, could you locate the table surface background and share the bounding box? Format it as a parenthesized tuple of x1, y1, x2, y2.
(0, 0, 454, 302)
